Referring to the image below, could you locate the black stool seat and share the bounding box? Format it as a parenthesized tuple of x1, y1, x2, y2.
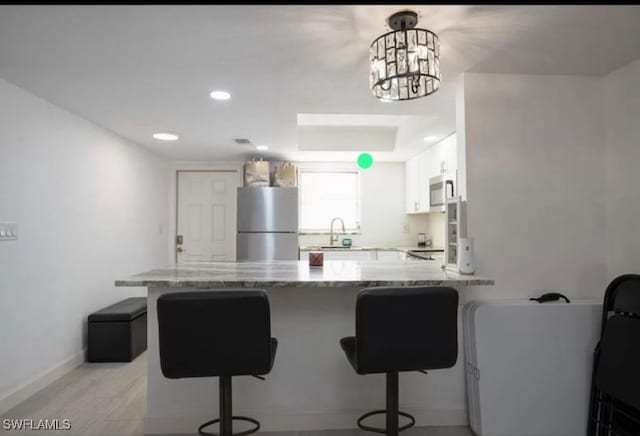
(340, 286, 458, 436)
(157, 289, 277, 436)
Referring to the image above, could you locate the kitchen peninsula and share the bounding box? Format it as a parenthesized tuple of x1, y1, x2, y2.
(116, 260, 494, 434)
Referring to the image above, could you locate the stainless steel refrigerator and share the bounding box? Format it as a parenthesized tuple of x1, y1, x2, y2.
(236, 187, 299, 261)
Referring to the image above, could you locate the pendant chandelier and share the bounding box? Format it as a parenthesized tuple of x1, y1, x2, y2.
(369, 10, 441, 101)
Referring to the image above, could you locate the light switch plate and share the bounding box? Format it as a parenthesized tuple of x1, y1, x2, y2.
(0, 222, 18, 240)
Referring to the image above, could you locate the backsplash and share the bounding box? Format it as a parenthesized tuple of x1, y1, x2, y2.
(427, 212, 446, 248)
(298, 213, 443, 248)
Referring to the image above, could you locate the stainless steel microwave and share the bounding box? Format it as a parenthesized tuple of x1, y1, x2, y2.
(429, 175, 455, 212)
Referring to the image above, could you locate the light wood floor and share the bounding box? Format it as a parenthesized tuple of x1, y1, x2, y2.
(0, 353, 473, 436)
(1, 353, 146, 436)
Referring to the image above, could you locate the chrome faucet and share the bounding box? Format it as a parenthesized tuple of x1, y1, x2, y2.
(329, 217, 346, 247)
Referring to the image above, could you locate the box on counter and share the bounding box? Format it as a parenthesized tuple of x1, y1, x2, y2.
(309, 251, 324, 267)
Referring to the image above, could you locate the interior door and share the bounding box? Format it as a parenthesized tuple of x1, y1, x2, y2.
(176, 171, 238, 263)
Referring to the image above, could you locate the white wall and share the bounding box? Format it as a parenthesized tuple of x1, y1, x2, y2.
(604, 58, 640, 280)
(455, 75, 468, 201)
(460, 73, 608, 300)
(0, 78, 169, 413)
(296, 162, 424, 248)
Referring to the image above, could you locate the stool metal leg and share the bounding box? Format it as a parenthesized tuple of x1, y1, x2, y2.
(198, 376, 260, 436)
(386, 372, 399, 436)
(357, 372, 415, 436)
(220, 376, 232, 436)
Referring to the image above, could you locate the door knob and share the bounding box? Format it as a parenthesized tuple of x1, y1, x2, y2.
(176, 247, 184, 253)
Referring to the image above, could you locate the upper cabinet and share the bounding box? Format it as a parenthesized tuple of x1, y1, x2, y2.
(405, 133, 457, 214)
(417, 147, 435, 213)
(405, 155, 421, 213)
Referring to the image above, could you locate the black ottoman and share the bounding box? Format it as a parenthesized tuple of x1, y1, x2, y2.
(88, 297, 147, 362)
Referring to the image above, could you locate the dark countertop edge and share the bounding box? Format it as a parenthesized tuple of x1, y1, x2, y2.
(299, 246, 445, 252)
(115, 279, 495, 288)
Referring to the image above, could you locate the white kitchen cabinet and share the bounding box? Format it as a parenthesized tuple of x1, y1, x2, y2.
(325, 250, 375, 260)
(430, 133, 456, 178)
(405, 155, 421, 213)
(406, 148, 435, 214)
(423, 143, 441, 179)
(376, 250, 407, 261)
(404, 133, 457, 214)
(417, 150, 431, 213)
(299, 249, 410, 261)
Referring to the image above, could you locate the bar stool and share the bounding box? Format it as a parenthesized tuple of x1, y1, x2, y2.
(340, 286, 459, 436)
(157, 290, 277, 436)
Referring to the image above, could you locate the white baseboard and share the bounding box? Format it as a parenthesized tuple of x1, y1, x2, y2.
(0, 349, 85, 415)
(144, 407, 467, 434)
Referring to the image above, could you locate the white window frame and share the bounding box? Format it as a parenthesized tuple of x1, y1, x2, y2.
(297, 166, 362, 235)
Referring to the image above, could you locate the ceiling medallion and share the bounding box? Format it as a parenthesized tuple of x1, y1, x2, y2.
(370, 10, 441, 101)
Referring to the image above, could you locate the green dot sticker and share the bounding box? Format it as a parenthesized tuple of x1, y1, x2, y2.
(357, 153, 373, 169)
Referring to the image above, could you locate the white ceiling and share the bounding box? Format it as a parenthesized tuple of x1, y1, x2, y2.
(0, 5, 639, 162)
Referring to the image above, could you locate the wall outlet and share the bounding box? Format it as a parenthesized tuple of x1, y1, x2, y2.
(0, 223, 18, 240)
(402, 223, 410, 233)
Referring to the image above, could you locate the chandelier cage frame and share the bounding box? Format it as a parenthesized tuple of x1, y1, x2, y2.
(369, 20, 441, 101)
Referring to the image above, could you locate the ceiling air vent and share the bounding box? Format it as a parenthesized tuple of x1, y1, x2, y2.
(234, 138, 251, 144)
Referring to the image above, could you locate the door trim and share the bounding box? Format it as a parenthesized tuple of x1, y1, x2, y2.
(174, 170, 238, 263)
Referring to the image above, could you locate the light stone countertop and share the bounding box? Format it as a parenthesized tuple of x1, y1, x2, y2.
(115, 260, 493, 289)
(298, 246, 445, 260)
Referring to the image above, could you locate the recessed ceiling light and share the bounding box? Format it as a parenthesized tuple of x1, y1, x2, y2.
(256, 145, 269, 151)
(152, 132, 179, 141)
(423, 135, 438, 142)
(210, 90, 231, 101)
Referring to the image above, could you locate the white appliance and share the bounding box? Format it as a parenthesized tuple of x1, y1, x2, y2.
(236, 187, 299, 260)
(429, 175, 455, 212)
(463, 300, 601, 436)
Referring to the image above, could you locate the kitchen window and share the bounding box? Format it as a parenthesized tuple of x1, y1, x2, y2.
(298, 170, 361, 233)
